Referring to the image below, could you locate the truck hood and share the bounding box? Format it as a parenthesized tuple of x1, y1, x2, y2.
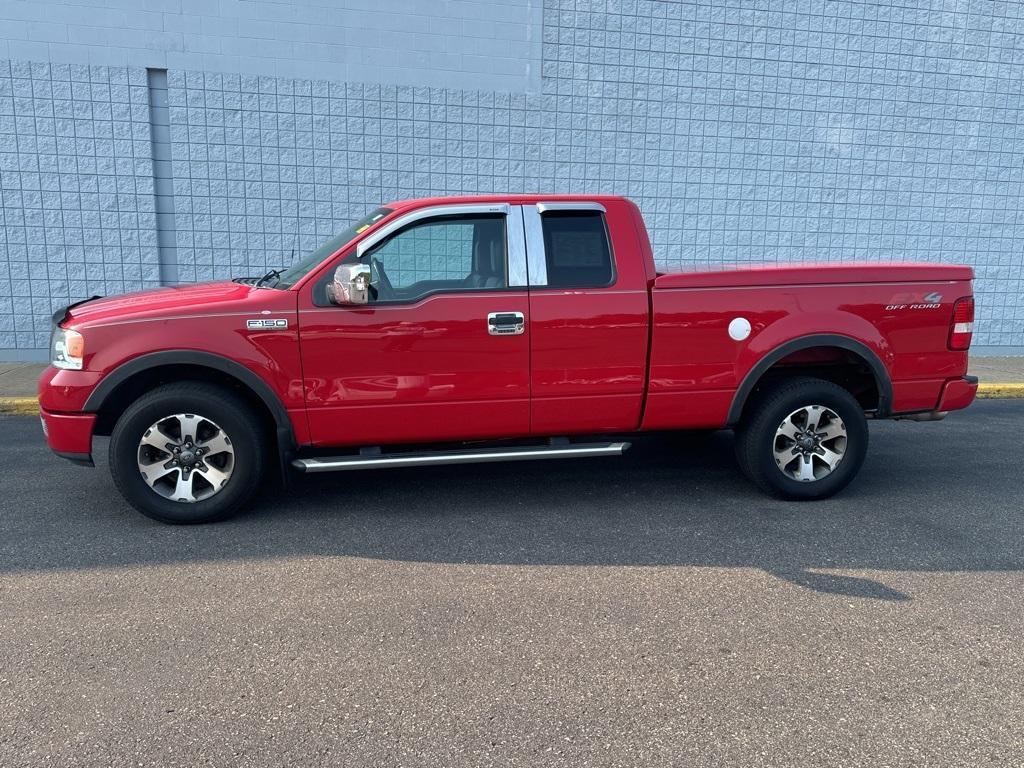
(59, 281, 273, 327)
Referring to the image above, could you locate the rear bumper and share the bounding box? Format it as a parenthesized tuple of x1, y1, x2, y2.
(892, 375, 978, 422)
(937, 375, 978, 412)
(39, 407, 96, 466)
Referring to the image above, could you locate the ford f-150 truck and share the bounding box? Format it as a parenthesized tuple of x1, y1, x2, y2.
(39, 195, 978, 523)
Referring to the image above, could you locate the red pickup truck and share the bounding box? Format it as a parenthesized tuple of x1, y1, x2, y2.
(39, 195, 978, 523)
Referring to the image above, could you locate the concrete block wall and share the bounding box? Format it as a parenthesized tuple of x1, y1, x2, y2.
(0, 0, 543, 91)
(0, 60, 159, 351)
(1, 0, 1023, 357)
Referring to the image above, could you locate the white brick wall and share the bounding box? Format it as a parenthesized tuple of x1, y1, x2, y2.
(4, 0, 1024, 356)
(0, 0, 542, 92)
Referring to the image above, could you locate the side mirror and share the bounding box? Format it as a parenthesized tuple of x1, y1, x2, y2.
(328, 263, 371, 305)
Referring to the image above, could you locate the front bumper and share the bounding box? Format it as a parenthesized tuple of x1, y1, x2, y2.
(38, 364, 104, 413)
(38, 366, 100, 466)
(39, 408, 97, 465)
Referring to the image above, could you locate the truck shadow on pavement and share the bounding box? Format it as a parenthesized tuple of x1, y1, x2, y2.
(1, 401, 1022, 602)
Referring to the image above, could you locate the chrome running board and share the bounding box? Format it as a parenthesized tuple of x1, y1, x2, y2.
(292, 441, 631, 473)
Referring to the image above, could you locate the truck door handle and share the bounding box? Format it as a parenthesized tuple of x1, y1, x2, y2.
(487, 311, 525, 336)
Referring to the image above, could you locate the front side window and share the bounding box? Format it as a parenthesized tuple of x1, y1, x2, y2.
(360, 214, 508, 303)
(540, 211, 614, 289)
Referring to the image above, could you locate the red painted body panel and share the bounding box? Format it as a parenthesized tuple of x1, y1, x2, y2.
(43, 282, 309, 446)
(654, 263, 974, 289)
(298, 293, 531, 446)
(527, 198, 651, 434)
(643, 276, 973, 429)
(938, 377, 979, 412)
(36, 193, 977, 465)
(38, 366, 105, 413)
(39, 408, 96, 455)
(528, 290, 649, 433)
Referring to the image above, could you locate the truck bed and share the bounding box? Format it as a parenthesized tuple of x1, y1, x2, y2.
(643, 261, 974, 432)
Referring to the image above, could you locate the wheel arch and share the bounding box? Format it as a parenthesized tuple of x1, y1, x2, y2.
(85, 351, 298, 474)
(727, 334, 893, 426)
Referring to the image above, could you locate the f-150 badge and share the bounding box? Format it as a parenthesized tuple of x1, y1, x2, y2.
(246, 318, 288, 329)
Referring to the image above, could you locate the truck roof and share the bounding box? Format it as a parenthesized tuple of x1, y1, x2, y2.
(382, 194, 632, 211)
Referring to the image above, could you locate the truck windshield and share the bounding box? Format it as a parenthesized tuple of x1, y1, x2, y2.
(271, 207, 394, 289)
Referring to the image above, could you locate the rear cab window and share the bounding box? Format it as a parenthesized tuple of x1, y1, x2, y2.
(540, 211, 615, 288)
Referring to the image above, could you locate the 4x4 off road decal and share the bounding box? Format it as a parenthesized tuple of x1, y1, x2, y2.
(246, 318, 288, 329)
(885, 291, 943, 311)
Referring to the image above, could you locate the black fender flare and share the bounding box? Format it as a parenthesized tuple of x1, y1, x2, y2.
(726, 334, 893, 425)
(84, 350, 298, 458)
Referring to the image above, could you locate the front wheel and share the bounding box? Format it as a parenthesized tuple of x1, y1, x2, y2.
(109, 382, 266, 523)
(734, 376, 869, 500)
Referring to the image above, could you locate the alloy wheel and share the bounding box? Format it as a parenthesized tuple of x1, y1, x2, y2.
(773, 404, 847, 482)
(136, 413, 235, 502)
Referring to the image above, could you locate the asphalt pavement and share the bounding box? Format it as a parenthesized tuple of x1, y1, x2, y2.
(1, 401, 1022, 767)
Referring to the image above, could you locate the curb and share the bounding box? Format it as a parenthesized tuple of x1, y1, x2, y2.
(0, 397, 39, 415)
(3, 384, 1023, 417)
(976, 383, 1024, 398)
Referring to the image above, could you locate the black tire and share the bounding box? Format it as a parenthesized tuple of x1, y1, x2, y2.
(734, 376, 868, 500)
(109, 382, 266, 524)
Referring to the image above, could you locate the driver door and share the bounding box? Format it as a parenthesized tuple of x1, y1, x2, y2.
(298, 205, 531, 447)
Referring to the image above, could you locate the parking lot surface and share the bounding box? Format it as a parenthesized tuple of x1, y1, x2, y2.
(1, 401, 1022, 767)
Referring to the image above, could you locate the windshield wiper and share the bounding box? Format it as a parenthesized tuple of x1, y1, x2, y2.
(254, 269, 283, 289)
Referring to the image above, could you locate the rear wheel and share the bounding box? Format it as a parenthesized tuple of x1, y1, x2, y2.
(109, 382, 266, 523)
(734, 376, 868, 499)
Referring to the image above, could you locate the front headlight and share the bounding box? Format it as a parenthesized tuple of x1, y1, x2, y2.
(51, 326, 85, 370)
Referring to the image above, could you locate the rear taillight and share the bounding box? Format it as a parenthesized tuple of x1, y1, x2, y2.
(949, 296, 974, 350)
